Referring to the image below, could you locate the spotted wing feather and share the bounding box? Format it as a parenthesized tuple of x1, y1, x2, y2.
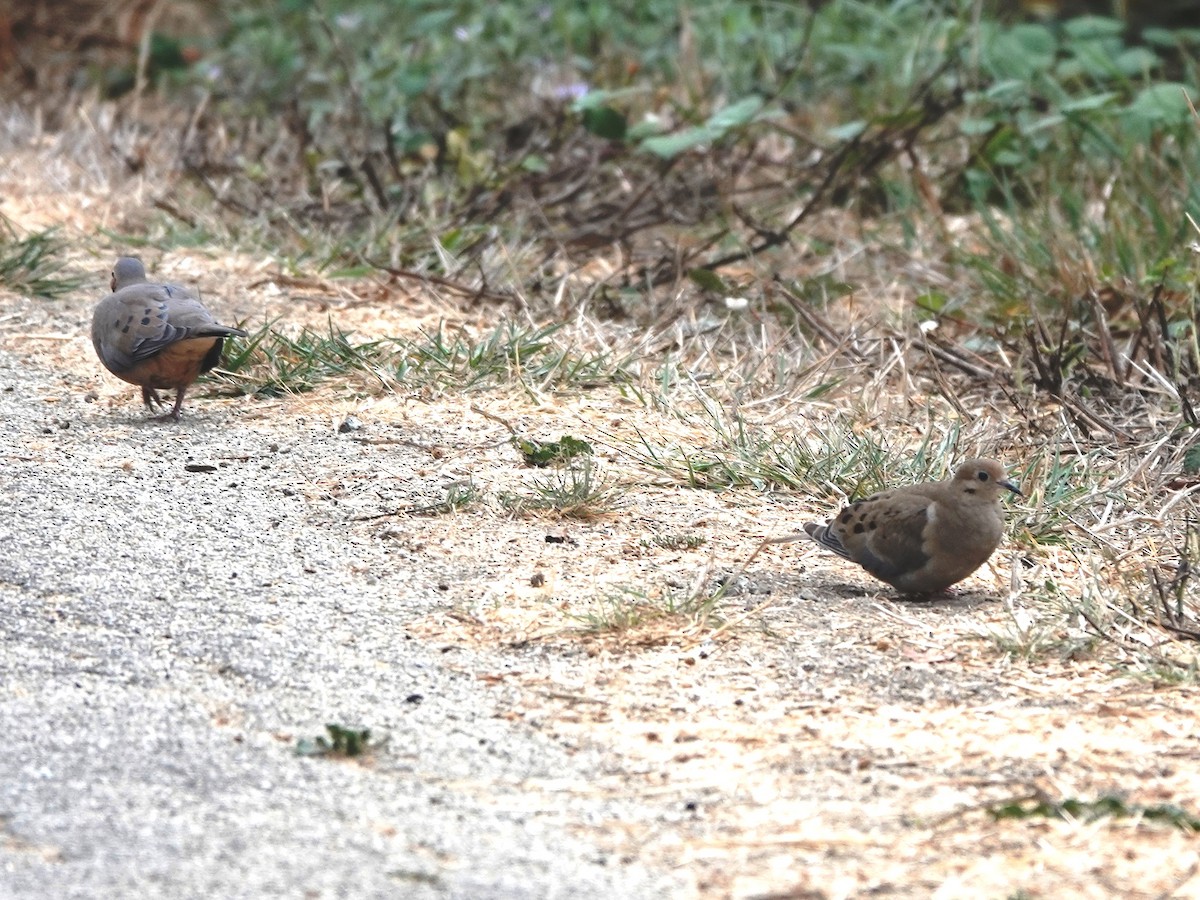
(831, 492, 935, 584)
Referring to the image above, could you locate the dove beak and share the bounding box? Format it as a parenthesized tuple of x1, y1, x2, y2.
(1000, 479, 1023, 497)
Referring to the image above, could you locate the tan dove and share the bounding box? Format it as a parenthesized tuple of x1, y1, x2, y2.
(92, 257, 247, 421)
(803, 459, 1022, 595)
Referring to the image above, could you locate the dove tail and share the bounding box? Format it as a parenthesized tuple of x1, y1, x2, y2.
(803, 522, 852, 560)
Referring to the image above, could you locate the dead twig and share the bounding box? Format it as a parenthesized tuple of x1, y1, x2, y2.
(470, 404, 520, 436)
(672, 57, 962, 284)
(912, 337, 999, 381)
(364, 257, 517, 304)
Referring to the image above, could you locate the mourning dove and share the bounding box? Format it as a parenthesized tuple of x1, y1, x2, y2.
(803, 459, 1022, 595)
(92, 257, 247, 421)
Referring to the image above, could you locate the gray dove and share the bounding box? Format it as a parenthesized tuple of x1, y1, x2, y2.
(803, 459, 1022, 594)
(92, 257, 247, 421)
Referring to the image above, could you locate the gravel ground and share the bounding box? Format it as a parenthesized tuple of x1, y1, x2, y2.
(0, 348, 687, 899)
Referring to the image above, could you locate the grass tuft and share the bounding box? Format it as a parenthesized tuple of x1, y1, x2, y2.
(640, 532, 707, 551)
(410, 481, 484, 517)
(295, 724, 377, 758)
(396, 321, 635, 396)
(569, 580, 724, 636)
(622, 398, 963, 495)
(216, 319, 398, 397)
(498, 457, 626, 519)
(0, 217, 83, 299)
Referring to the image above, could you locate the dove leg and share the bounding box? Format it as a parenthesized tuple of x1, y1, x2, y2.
(141, 386, 167, 411)
(150, 387, 187, 423)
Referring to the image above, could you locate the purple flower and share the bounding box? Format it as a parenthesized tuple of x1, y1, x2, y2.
(554, 81, 589, 101)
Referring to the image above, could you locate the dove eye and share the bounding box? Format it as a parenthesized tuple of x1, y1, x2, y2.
(977, 471, 990, 482)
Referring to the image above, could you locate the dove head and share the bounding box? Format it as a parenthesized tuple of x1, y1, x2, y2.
(954, 458, 1022, 500)
(110, 257, 148, 292)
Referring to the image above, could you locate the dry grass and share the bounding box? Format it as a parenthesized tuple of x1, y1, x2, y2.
(6, 94, 1200, 899)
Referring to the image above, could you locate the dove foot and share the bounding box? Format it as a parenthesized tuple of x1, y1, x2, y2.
(140, 386, 184, 421)
(151, 390, 187, 422)
(142, 387, 168, 411)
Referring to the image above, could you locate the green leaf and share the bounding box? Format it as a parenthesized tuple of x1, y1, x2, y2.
(1113, 47, 1161, 77)
(785, 275, 855, 304)
(581, 105, 627, 141)
(687, 268, 730, 294)
(325, 724, 370, 755)
(639, 96, 766, 158)
(705, 95, 764, 131)
(983, 23, 1057, 80)
(1127, 83, 1192, 126)
(1142, 28, 1200, 48)
(982, 79, 1028, 102)
(626, 118, 667, 141)
(915, 291, 950, 313)
(515, 435, 594, 467)
(520, 155, 549, 173)
(438, 228, 465, 253)
(295, 723, 372, 757)
(570, 87, 643, 113)
(958, 117, 999, 137)
(1059, 93, 1117, 114)
(827, 120, 866, 141)
(639, 126, 713, 158)
(1061, 16, 1125, 41)
(1184, 445, 1200, 475)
